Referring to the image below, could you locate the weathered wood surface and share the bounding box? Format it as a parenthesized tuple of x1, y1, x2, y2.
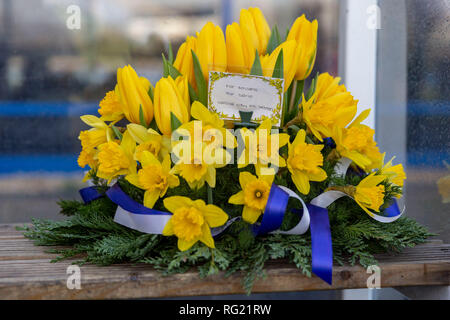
(0, 224, 449, 299)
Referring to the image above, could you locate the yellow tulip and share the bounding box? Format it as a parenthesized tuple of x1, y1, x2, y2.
(154, 76, 190, 136)
(196, 22, 227, 81)
(286, 15, 318, 80)
(116, 65, 154, 126)
(226, 22, 255, 74)
(173, 36, 198, 90)
(239, 7, 271, 55)
(261, 40, 301, 91)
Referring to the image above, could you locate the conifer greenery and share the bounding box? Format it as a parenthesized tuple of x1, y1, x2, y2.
(21, 157, 432, 295)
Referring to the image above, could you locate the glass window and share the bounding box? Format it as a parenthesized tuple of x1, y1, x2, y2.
(0, 0, 339, 223)
(376, 0, 450, 242)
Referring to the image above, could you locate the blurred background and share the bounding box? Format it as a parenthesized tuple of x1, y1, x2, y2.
(0, 0, 448, 251)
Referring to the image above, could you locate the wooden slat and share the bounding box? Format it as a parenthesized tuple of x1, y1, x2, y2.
(0, 224, 449, 299)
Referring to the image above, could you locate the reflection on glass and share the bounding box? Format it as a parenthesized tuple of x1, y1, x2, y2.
(0, 0, 338, 222)
(405, 0, 449, 241)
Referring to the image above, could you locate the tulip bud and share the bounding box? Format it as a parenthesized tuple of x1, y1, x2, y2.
(196, 22, 227, 81)
(239, 7, 271, 55)
(173, 36, 198, 90)
(286, 15, 318, 80)
(116, 65, 154, 125)
(226, 22, 256, 74)
(154, 76, 190, 136)
(260, 40, 301, 91)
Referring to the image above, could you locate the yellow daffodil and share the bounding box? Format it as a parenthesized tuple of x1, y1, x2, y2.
(77, 148, 97, 169)
(437, 174, 450, 204)
(353, 174, 386, 216)
(196, 22, 227, 82)
(171, 143, 231, 190)
(176, 101, 236, 149)
(116, 65, 154, 126)
(125, 152, 179, 208)
(162, 196, 228, 251)
(239, 7, 271, 55)
(226, 22, 256, 74)
(154, 75, 190, 136)
(237, 119, 289, 176)
(286, 15, 318, 80)
(173, 36, 198, 90)
(287, 129, 327, 194)
(260, 40, 301, 91)
(229, 171, 274, 224)
(301, 73, 358, 141)
(379, 154, 407, 188)
(127, 123, 171, 161)
(332, 110, 383, 172)
(78, 115, 114, 151)
(97, 131, 136, 183)
(98, 90, 124, 122)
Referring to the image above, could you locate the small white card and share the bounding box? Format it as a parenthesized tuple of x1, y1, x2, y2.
(208, 71, 284, 126)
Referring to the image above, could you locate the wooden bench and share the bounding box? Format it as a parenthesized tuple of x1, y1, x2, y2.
(0, 223, 449, 299)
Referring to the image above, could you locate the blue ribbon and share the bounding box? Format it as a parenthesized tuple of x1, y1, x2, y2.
(79, 187, 104, 203)
(251, 184, 290, 236)
(105, 183, 170, 216)
(385, 200, 401, 218)
(308, 204, 333, 285)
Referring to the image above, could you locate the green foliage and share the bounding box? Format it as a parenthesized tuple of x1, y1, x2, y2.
(22, 166, 432, 295)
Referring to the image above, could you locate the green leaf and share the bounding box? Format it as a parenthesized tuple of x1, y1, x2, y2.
(139, 105, 147, 128)
(191, 50, 207, 106)
(112, 125, 123, 140)
(168, 42, 174, 64)
(167, 62, 182, 79)
(293, 80, 305, 108)
(162, 53, 169, 77)
(272, 49, 284, 79)
(266, 25, 282, 55)
(250, 51, 263, 76)
(148, 84, 154, 102)
(188, 83, 198, 103)
(305, 72, 319, 101)
(170, 112, 182, 132)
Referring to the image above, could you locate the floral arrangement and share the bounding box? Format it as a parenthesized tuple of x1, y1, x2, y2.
(24, 8, 430, 293)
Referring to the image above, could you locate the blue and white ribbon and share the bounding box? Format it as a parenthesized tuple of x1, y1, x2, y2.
(78, 156, 404, 286)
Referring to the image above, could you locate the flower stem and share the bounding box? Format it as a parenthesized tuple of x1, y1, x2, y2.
(207, 185, 213, 204)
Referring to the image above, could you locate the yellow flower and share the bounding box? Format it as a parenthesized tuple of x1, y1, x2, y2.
(77, 148, 97, 169)
(125, 152, 179, 208)
(379, 154, 407, 188)
(261, 40, 301, 91)
(162, 196, 228, 251)
(333, 112, 383, 172)
(287, 129, 327, 195)
(173, 36, 198, 90)
(229, 171, 274, 224)
(301, 73, 358, 141)
(237, 118, 289, 176)
(154, 75, 190, 136)
(176, 101, 236, 149)
(286, 15, 318, 80)
(97, 131, 136, 183)
(78, 115, 114, 151)
(239, 7, 271, 55)
(116, 65, 154, 126)
(127, 123, 171, 161)
(98, 90, 124, 122)
(437, 174, 450, 204)
(226, 22, 255, 74)
(353, 174, 386, 216)
(195, 22, 227, 82)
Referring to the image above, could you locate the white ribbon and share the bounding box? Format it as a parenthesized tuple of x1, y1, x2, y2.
(113, 206, 171, 234)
